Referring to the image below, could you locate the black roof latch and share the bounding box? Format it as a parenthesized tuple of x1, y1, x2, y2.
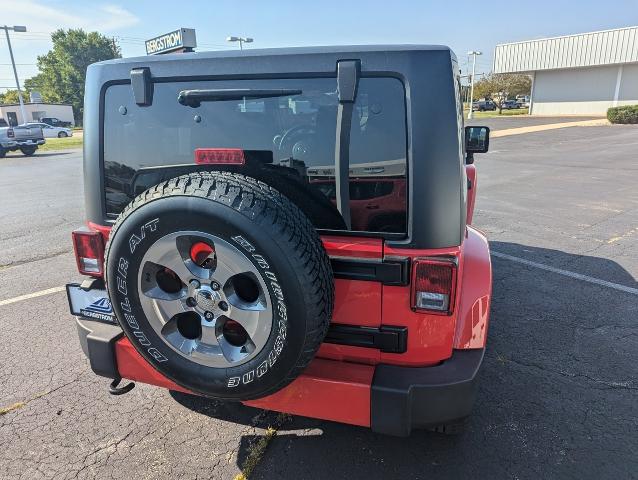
(334, 60, 361, 230)
(130, 67, 153, 106)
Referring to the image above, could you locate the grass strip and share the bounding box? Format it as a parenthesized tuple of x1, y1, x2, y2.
(36, 136, 83, 151)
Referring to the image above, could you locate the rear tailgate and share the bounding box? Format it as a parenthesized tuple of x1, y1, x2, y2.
(14, 125, 44, 142)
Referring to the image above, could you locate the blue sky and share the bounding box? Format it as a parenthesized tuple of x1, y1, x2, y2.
(1, 0, 637, 92)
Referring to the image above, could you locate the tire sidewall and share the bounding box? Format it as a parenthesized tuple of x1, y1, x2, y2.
(106, 195, 308, 400)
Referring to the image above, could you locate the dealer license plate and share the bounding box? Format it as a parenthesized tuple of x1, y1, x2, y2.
(66, 283, 116, 323)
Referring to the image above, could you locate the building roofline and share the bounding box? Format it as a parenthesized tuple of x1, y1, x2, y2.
(495, 25, 638, 48)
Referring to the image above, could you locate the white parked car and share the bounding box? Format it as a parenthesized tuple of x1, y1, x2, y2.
(24, 122, 73, 138)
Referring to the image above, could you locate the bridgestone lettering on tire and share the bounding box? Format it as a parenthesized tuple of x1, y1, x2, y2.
(105, 171, 334, 400)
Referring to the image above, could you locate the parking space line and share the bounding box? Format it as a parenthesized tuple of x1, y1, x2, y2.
(491, 251, 638, 295)
(0, 286, 66, 307)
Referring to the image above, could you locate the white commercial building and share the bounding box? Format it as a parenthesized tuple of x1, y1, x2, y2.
(0, 102, 75, 126)
(493, 26, 638, 115)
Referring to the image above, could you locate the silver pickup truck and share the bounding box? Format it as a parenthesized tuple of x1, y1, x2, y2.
(0, 124, 45, 157)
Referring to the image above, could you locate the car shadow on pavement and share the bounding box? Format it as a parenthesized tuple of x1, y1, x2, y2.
(169, 389, 272, 426)
(169, 390, 289, 469)
(172, 241, 637, 479)
(169, 389, 460, 477)
(31, 151, 76, 157)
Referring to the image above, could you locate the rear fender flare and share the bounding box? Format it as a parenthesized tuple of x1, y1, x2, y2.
(454, 227, 492, 349)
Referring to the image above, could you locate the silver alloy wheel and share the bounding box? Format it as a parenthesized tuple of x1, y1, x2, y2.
(138, 231, 272, 368)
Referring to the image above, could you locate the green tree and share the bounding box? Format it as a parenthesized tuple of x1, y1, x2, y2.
(472, 73, 531, 113)
(25, 29, 121, 124)
(0, 89, 30, 104)
(23, 75, 43, 94)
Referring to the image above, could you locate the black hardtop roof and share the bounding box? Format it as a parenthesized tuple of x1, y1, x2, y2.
(94, 44, 455, 67)
(84, 43, 466, 249)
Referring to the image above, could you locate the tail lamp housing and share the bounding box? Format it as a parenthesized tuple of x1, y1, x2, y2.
(411, 258, 457, 315)
(72, 228, 105, 277)
(7, 128, 14, 138)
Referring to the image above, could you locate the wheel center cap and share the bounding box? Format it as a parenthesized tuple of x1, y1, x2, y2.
(195, 289, 220, 311)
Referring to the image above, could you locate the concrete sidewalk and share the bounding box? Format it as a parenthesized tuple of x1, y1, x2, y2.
(492, 118, 610, 137)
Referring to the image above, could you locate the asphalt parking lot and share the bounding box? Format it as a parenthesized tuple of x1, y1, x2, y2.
(1, 122, 637, 479)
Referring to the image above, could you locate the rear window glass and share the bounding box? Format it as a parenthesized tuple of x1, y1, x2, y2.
(104, 77, 407, 233)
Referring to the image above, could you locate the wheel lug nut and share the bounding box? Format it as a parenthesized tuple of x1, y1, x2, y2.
(211, 281, 220, 291)
(218, 301, 228, 312)
(186, 297, 197, 307)
(190, 279, 200, 288)
(204, 311, 214, 321)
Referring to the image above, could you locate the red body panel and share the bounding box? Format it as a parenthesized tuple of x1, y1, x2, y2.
(87, 215, 492, 427)
(115, 337, 373, 427)
(331, 279, 382, 327)
(116, 337, 190, 394)
(321, 235, 382, 259)
(316, 235, 383, 362)
(244, 359, 373, 427)
(317, 278, 382, 364)
(317, 342, 380, 364)
(91, 223, 491, 362)
(454, 226, 492, 349)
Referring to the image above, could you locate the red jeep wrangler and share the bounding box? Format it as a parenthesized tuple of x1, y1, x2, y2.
(68, 46, 492, 436)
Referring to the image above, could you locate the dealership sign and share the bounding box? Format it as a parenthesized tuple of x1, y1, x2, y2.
(145, 28, 197, 55)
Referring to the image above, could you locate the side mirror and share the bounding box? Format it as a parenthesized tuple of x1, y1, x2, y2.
(465, 126, 490, 154)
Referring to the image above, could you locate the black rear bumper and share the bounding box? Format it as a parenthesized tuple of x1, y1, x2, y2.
(371, 348, 484, 436)
(75, 317, 122, 379)
(75, 316, 483, 436)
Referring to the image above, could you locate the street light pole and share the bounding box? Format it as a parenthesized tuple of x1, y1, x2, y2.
(2, 25, 28, 125)
(467, 50, 482, 119)
(226, 36, 253, 51)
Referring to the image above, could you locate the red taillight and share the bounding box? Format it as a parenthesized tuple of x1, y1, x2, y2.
(7, 128, 14, 138)
(72, 228, 105, 277)
(411, 259, 457, 314)
(195, 148, 245, 165)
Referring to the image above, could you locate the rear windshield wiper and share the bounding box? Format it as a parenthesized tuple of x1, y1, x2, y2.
(177, 88, 302, 107)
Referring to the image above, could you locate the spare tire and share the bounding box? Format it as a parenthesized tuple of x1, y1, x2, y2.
(105, 171, 333, 400)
